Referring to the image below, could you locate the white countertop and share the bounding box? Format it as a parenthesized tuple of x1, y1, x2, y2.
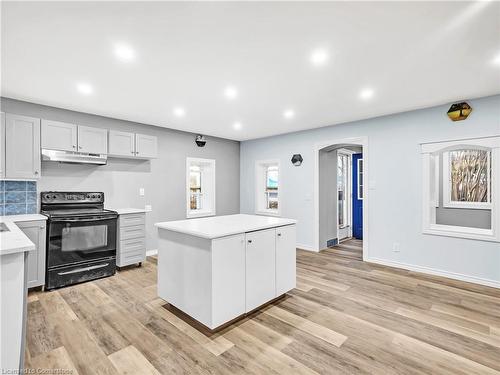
(107, 208, 148, 215)
(155, 214, 297, 239)
(0, 214, 47, 222)
(0, 220, 35, 256)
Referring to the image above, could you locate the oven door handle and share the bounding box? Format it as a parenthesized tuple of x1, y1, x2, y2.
(51, 216, 114, 222)
(57, 263, 110, 275)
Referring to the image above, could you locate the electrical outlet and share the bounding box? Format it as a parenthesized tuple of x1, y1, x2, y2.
(139, 188, 145, 196)
(145, 205, 152, 212)
(393, 243, 400, 252)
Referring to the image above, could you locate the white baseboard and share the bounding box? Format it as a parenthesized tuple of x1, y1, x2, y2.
(146, 249, 158, 257)
(296, 243, 318, 252)
(366, 257, 500, 289)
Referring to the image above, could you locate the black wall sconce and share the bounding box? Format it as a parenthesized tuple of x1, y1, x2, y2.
(447, 102, 472, 121)
(195, 134, 207, 147)
(291, 154, 303, 166)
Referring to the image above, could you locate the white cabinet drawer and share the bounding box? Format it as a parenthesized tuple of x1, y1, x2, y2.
(120, 225, 145, 240)
(119, 214, 145, 227)
(118, 251, 146, 267)
(120, 238, 146, 253)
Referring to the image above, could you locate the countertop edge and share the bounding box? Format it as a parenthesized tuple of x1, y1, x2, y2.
(155, 220, 297, 240)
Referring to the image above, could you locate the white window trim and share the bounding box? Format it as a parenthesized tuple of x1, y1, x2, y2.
(186, 157, 216, 219)
(442, 149, 491, 210)
(357, 158, 363, 200)
(421, 136, 500, 242)
(255, 159, 281, 217)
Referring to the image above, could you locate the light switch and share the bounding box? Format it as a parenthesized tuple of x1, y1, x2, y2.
(139, 188, 145, 196)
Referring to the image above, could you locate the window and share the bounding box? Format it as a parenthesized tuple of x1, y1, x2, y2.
(255, 160, 280, 216)
(337, 153, 348, 228)
(421, 136, 499, 242)
(189, 165, 202, 210)
(443, 149, 491, 209)
(357, 159, 364, 200)
(186, 158, 216, 218)
(266, 165, 279, 210)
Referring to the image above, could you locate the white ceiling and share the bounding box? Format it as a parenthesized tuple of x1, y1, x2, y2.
(2, 1, 499, 141)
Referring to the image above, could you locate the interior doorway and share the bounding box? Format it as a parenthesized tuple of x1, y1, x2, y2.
(314, 137, 368, 260)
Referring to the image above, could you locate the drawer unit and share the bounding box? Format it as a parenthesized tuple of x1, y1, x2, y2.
(120, 225, 145, 240)
(116, 213, 146, 267)
(120, 214, 146, 227)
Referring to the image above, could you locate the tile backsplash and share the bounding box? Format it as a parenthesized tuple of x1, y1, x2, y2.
(0, 180, 38, 216)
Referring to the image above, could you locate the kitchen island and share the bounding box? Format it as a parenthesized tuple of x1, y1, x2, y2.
(155, 214, 297, 330)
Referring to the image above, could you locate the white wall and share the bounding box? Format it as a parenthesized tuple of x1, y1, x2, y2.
(240, 95, 500, 286)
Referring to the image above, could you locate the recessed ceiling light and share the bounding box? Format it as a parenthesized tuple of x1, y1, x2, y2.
(310, 48, 328, 66)
(283, 109, 295, 119)
(359, 88, 375, 100)
(76, 82, 93, 95)
(224, 86, 238, 100)
(173, 107, 186, 117)
(492, 52, 500, 66)
(233, 122, 242, 130)
(114, 43, 135, 62)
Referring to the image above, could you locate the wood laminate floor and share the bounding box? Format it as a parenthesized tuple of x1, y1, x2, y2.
(25, 241, 500, 374)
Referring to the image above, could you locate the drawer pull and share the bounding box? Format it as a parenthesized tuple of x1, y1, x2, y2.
(58, 263, 109, 275)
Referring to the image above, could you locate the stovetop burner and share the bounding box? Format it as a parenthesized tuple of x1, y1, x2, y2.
(40, 191, 117, 218)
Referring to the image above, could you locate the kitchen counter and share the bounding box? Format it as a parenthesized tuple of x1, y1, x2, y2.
(155, 213, 297, 239)
(1, 215, 39, 372)
(0, 214, 47, 223)
(107, 207, 148, 215)
(0, 219, 36, 256)
(156, 214, 297, 330)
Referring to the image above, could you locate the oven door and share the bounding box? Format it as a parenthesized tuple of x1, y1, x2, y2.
(47, 215, 117, 268)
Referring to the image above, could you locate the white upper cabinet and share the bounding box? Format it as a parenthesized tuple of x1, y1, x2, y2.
(108, 130, 135, 157)
(135, 133, 158, 159)
(41, 119, 77, 151)
(77, 125, 107, 154)
(0, 112, 5, 178)
(5, 114, 41, 179)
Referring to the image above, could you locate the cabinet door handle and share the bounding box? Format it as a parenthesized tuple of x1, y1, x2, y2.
(72, 145, 76, 149)
(34, 171, 39, 175)
(78, 146, 82, 149)
(277, 233, 281, 237)
(247, 239, 252, 243)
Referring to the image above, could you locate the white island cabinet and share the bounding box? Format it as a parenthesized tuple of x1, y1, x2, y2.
(155, 214, 297, 330)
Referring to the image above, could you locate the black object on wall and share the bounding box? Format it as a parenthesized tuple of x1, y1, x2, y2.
(291, 154, 303, 166)
(195, 135, 207, 147)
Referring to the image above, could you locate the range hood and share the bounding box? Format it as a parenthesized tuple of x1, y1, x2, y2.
(41, 149, 107, 165)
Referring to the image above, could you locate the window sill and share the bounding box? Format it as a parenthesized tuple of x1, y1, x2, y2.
(423, 224, 499, 242)
(186, 210, 215, 219)
(443, 202, 491, 210)
(255, 209, 281, 217)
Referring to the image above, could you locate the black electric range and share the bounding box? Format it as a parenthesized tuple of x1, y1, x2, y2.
(41, 192, 118, 290)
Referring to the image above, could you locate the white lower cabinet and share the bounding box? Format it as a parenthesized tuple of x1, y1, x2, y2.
(276, 225, 297, 295)
(116, 213, 146, 267)
(16, 220, 47, 288)
(212, 234, 246, 327)
(245, 228, 276, 312)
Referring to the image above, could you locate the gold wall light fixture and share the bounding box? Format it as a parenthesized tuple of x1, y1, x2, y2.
(447, 102, 472, 121)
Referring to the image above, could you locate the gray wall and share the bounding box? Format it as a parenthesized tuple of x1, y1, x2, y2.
(1, 97, 240, 251)
(240, 94, 500, 285)
(318, 148, 337, 248)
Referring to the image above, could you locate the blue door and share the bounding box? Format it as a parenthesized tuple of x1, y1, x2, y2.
(352, 153, 363, 239)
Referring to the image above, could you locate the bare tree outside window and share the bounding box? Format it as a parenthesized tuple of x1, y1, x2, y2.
(449, 149, 490, 203)
(190, 166, 202, 210)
